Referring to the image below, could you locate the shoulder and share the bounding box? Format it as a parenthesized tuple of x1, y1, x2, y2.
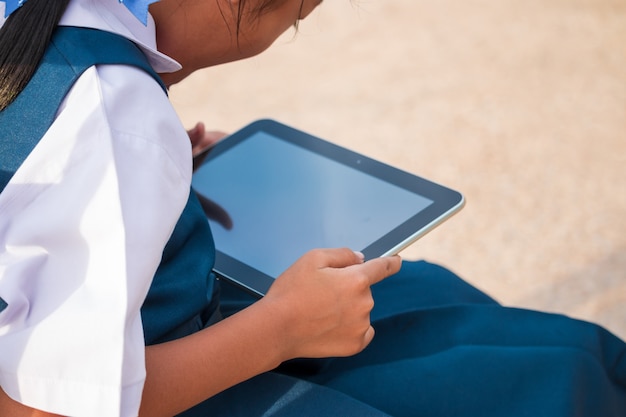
(1, 62, 191, 224)
(60, 63, 192, 180)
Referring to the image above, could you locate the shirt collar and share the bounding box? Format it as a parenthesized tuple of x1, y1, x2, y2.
(58, 0, 181, 73)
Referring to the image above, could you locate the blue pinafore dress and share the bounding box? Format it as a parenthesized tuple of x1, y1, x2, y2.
(1, 27, 625, 417)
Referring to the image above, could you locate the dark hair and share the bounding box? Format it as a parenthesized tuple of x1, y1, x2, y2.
(0, 0, 70, 111)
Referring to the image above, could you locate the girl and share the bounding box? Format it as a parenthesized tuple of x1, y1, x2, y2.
(1, 0, 624, 416)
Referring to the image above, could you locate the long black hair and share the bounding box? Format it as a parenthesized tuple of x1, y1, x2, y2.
(0, 0, 70, 111)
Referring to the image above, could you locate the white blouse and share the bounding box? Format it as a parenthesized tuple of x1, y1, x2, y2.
(0, 0, 192, 415)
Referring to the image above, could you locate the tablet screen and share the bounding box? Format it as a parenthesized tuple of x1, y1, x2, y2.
(192, 119, 463, 296)
(193, 131, 433, 279)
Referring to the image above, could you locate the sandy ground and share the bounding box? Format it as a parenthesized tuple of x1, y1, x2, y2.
(169, 0, 626, 340)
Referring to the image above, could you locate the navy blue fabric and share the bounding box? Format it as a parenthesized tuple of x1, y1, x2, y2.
(180, 372, 392, 417)
(189, 261, 626, 417)
(0, 26, 217, 345)
(141, 190, 218, 344)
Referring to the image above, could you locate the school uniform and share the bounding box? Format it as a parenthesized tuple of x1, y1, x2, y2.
(1, 1, 625, 416)
(0, 0, 213, 415)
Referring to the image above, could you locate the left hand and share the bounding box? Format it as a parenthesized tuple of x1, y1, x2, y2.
(187, 122, 228, 156)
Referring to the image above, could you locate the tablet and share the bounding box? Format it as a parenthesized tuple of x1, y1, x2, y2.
(191, 119, 464, 297)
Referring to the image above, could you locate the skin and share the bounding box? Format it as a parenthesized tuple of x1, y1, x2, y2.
(187, 121, 227, 156)
(0, 0, 403, 415)
(151, 0, 322, 86)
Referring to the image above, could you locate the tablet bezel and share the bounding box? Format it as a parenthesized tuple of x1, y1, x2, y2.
(193, 119, 464, 297)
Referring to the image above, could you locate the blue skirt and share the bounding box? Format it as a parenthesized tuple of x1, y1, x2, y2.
(181, 261, 626, 416)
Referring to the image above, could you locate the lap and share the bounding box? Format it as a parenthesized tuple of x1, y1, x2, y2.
(214, 260, 626, 417)
(302, 304, 626, 416)
(369, 260, 497, 321)
(177, 372, 390, 417)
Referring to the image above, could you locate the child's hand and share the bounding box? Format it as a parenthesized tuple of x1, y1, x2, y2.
(187, 122, 227, 156)
(261, 248, 402, 360)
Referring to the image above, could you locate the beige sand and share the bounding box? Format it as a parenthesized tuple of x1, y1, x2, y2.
(169, 0, 626, 339)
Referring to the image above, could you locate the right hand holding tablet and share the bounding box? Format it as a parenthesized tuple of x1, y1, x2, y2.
(260, 248, 402, 361)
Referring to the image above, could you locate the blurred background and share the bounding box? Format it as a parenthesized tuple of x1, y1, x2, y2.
(169, 0, 626, 339)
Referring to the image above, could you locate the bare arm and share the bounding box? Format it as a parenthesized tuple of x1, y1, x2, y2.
(141, 249, 401, 416)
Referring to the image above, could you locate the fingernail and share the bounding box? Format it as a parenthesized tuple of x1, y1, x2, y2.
(353, 251, 365, 262)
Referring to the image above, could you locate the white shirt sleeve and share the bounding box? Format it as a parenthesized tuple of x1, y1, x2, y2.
(0, 64, 192, 416)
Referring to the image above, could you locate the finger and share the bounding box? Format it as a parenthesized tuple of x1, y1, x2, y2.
(194, 122, 206, 140)
(204, 130, 228, 144)
(358, 255, 402, 286)
(362, 325, 376, 348)
(188, 122, 205, 143)
(311, 248, 365, 269)
(192, 130, 228, 157)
